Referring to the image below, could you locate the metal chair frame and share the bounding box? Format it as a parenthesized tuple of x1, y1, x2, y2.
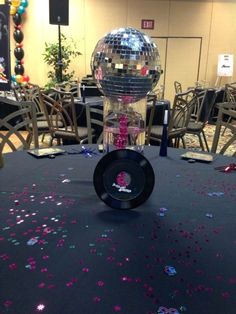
(149, 90, 195, 148)
(85, 105, 104, 144)
(211, 102, 236, 157)
(39, 89, 92, 146)
(0, 100, 39, 153)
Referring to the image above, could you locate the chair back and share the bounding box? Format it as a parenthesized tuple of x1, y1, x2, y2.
(39, 89, 80, 140)
(152, 84, 164, 101)
(190, 89, 207, 122)
(224, 84, 236, 102)
(13, 83, 44, 116)
(85, 105, 104, 143)
(23, 84, 46, 116)
(56, 81, 80, 97)
(169, 90, 196, 135)
(146, 93, 157, 144)
(174, 81, 182, 94)
(211, 102, 236, 156)
(0, 100, 39, 153)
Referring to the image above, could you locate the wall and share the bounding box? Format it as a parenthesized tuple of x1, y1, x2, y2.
(9, 0, 236, 97)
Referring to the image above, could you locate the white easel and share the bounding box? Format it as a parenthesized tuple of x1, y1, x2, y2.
(215, 54, 234, 87)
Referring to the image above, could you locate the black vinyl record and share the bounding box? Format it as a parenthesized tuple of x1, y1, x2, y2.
(93, 149, 155, 209)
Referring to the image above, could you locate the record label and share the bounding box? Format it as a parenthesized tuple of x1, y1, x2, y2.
(93, 149, 155, 209)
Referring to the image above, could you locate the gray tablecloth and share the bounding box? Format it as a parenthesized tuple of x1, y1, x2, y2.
(0, 146, 235, 314)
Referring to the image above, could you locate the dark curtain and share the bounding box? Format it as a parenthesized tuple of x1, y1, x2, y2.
(0, 4, 11, 91)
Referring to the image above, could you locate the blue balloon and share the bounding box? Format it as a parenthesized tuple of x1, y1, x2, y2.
(11, 75, 16, 82)
(21, 0, 28, 8)
(17, 6, 25, 14)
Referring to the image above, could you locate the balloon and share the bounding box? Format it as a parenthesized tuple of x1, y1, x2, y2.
(14, 64, 25, 75)
(15, 74, 24, 83)
(12, 0, 21, 6)
(17, 6, 25, 15)
(15, 43, 23, 48)
(23, 75, 30, 82)
(11, 75, 17, 82)
(13, 29, 24, 43)
(10, 5, 17, 15)
(14, 47, 24, 60)
(13, 13, 22, 25)
(21, 0, 28, 8)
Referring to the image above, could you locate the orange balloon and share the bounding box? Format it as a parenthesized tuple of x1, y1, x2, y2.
(15, 43, 23, 48)
(15, 74, 24, 83)
(10, 5, 17, 15)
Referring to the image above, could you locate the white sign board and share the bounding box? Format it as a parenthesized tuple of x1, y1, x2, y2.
(217, 54, 234, 77)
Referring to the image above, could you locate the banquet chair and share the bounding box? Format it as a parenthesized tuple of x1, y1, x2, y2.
(56, 80, 80, 98)
(0, 101, 39, 153)
(174, 81, 182, 94)
(146, 93, 157, 145)
(39, 89, 93, 146)
(152, 84, 164, 101)
(185, 89, 217, 151)
(149, 89, 195, 148)
(224, 83, 236, 102)
(85, 105, 104, 144)
(13, 83, 50, 142)
(220, 83, 236, 136)
(211, 102, 236, 157)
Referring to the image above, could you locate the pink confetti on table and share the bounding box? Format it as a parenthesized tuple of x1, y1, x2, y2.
(97, 280, 105, 287)
(93, 296, 101, 303)
(9, 263, 17, 270)
(66, 281, 73, 287)
(229, 278, 236, 285)
(0, 253, 10, 261)
(47, 284, 55, 289)
(4, 300, 13, 308)
(222, 292, 230, 299)
(114, 305, 122, 312)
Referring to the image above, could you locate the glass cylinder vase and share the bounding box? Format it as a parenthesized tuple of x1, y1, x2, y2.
(103, 97, 147, 153)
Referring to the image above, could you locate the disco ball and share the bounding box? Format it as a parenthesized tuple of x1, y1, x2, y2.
(91, 27, 161, 103)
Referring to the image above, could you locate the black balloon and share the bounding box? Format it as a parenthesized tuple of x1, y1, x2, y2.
(13, 13, 22, 26)
(13, 29, 24, 43)
(14, 64, 25, 75)
(14, 47, 24, 60)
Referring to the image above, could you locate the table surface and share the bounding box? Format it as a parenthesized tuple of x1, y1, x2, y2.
(0, 146, 236, 314)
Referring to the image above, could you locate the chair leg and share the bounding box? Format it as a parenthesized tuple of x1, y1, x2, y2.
(221, 117, 231, 136)
(50, 137, 54, 146)
(26, 133, 33, 148)
(211, 123, 222, 153)
(174, 137, 180, 148)
(198, 134, 205, 151)
(41, 133, 46, 142)
(201, 130, 209, 152)
(181, 136, 186, 148)
(219, 135, 236, 155)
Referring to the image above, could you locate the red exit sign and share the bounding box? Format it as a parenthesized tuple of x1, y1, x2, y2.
(141, 19, 155, 30)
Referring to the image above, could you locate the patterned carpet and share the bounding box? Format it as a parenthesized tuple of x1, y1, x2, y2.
(184, 123, 235, 157)
(1, 123, 235, 157)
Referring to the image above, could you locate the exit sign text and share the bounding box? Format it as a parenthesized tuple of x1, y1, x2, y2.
(141, 19, 155, 30)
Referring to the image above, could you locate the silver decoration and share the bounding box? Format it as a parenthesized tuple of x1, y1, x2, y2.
(91, 27, 161, 103)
